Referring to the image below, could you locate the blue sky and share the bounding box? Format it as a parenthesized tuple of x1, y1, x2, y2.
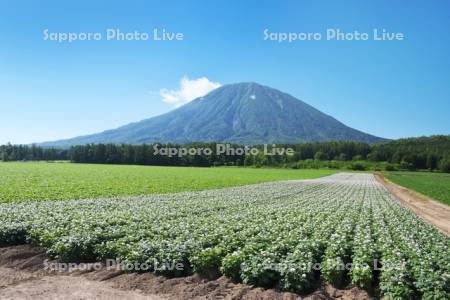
(0, 0, 449, 144)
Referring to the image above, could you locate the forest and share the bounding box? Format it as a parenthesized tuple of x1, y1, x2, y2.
(1, 135, 449, 172)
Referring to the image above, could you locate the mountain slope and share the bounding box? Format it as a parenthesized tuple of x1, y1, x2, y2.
(41, 82, 385, 147)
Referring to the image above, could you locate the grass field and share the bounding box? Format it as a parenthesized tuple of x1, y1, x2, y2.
(383, 171, 450, 205)
(0, 162, 338, 203)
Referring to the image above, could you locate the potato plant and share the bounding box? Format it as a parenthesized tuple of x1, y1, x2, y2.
(0, 174, 448, 299)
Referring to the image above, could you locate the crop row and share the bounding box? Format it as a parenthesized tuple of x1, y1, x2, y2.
(0, 174, 448, 299)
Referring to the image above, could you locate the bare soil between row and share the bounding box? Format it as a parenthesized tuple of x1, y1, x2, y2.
(0, 245, 372, 300)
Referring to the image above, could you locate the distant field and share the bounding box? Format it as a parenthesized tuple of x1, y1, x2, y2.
(384, 171, 450, 205)
(0, 162, 337, 203)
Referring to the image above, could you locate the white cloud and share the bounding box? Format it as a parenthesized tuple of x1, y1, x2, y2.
(250, 94, 256, 100)
(160, 76, 221, 107)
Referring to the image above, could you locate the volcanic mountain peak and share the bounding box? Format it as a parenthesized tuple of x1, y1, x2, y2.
(40, 82, 385, 147)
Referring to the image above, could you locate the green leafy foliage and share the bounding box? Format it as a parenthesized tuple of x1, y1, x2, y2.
(0, 174, 448, 299)
(0, 162, 336, 203)
(384, 171, 450, 205)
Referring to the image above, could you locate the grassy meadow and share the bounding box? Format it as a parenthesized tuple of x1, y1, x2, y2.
(0, 162, 338, 203)
(384, 171, 450, 205)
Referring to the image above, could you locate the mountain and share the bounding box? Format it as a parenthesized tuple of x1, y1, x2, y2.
(40, 82, 386, 147)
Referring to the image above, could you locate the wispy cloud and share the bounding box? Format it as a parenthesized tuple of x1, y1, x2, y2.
(160, 76, 221, 107)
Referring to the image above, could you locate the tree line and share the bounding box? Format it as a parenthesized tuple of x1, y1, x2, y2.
(0, 144, 68, 161)
(1, 135, 449, 172)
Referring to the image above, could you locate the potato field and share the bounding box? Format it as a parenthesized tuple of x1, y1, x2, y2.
(0, 173, 448, 299)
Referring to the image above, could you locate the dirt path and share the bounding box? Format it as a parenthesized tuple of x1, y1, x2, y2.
(0, 268, 162, 300)
(0, 245, 371, 300)
(0, 246, 164, 300)
(375, 174, 450, 236)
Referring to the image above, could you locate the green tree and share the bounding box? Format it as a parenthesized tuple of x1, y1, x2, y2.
(314, 151, 329, 161)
